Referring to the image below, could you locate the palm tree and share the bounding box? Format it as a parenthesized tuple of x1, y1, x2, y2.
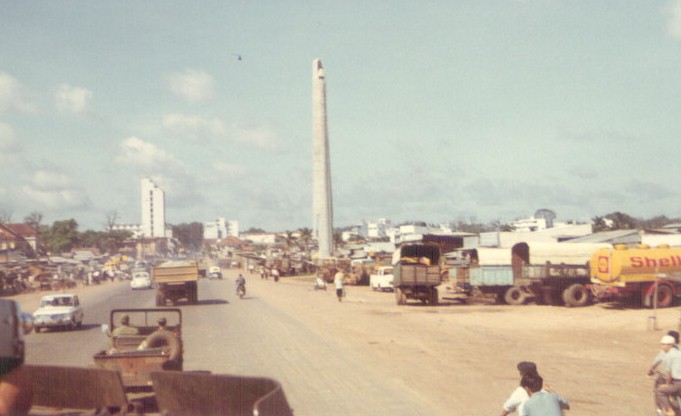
(298, 228, 312, 256)
(284, 230, 297, 255)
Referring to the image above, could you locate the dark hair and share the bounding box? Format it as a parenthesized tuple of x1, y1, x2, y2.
(517, 361, 537, 376)
(521, 373, 543, 393)
(668, 330, 680, 345)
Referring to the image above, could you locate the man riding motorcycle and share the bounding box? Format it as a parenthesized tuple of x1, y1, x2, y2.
(236, 274, 246, 298)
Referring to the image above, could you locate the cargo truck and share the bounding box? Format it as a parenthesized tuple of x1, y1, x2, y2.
(451, 242, 610, 307)
(393, 243, 442, 305)
(590, 244, 681, 308)
(152, 261, 199, 306)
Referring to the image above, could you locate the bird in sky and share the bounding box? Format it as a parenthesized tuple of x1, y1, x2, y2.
(232, 53, 242, 61)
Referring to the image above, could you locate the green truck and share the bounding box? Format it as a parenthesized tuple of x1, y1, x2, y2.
(393, 243, 443, 305)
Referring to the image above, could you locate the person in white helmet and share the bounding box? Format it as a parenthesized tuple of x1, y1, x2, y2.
(656, 334, 681, 416)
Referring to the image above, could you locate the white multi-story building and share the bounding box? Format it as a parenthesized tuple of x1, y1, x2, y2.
(111, 223, 143, 238)
(227, 220, 239, 237)
(140, 178, 166, 238)
(204, 218, 240, 239)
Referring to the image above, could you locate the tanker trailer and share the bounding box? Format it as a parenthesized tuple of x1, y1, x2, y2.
(590, 244, 681, 308)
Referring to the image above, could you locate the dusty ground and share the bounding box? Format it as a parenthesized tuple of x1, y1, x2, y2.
(245, 269, 674, 415)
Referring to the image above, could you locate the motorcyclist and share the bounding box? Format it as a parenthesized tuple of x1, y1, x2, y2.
(236, 274, 246, 295)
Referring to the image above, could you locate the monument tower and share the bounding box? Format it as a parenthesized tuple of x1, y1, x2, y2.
(312, 59, 333, 259)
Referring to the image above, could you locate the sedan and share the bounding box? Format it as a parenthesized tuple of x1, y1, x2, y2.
(33, 294, 84, 332)
(131, 272, 153, 290)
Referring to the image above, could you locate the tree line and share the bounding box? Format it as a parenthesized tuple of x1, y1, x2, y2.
(6, 210, 681, 257)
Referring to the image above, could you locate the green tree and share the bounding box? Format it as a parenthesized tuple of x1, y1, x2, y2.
(591, 216, 609, 232)
(606, 211, 638, 230)
(283, 230, 297, 253)
(333, 230, 343, 250)
(23, 212, 43, 231)
(43, 219, 79, 254)
(172, 222, 204, 251)
(298, 227, 312, 256)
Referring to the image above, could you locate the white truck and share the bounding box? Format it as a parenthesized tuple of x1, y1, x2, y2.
(370, 266, 395, 292)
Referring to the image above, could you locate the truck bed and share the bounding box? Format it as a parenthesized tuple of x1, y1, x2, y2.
(153, 261, 199, 283)
(396, 264, 441, 286)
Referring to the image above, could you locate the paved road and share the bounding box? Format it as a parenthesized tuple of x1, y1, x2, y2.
(18, 271, 441, 415)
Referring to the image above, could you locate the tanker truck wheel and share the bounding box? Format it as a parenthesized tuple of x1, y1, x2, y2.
(645, 284, 674, 308)
(562, 284, 591, 308)
(504, 286, 526, 305)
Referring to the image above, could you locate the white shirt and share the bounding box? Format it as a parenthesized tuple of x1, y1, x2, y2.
(503, 386, 529, 414)
(666, 347, 681, 379)
(334, 272, 344, 289)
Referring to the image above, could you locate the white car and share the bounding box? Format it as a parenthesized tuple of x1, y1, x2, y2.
(33, 294, 84, 332)
(130, 272, 153, 289)
(370, 266, 395, 292)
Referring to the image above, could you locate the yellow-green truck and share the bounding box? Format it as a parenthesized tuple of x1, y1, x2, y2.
(393, 243, 442, 305)
(153, 261, 199, 306)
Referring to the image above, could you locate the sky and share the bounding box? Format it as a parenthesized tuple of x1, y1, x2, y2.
(1, 1, 681, 233)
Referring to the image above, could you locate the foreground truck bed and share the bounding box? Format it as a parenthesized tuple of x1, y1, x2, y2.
(24, 365, 293, 416)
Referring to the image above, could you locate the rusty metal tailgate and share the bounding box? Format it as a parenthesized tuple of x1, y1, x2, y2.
(151, 371, 293, 416)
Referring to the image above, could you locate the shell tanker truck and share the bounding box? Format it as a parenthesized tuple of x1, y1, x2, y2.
(590, 244, 681, 308)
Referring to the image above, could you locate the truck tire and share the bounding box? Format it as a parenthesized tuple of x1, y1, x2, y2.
(504, 286, 526, 306)
(145, 330, 182, 364)
(396, 288, 406, 305)
(562, 284, 591, 307)
(645, 284, 674, 308)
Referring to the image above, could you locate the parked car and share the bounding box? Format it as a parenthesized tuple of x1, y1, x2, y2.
(33, 294, 84, 332)
(131, 271, 153, 289)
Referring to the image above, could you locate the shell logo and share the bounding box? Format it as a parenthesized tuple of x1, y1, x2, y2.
(597, 256, 609, 274)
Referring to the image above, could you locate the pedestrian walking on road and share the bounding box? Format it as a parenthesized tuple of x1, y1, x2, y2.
(334, 270, 344, 302)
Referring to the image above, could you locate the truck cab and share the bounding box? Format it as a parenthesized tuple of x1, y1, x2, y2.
(370, 266, 395, 291)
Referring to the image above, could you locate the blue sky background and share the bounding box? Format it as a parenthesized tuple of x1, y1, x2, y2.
(2, 1, 681, 232)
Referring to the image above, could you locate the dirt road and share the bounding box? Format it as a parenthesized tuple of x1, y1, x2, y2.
(230, 268, 672, 415)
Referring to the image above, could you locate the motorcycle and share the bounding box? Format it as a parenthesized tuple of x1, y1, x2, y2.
(236, 283, 246, 299)
(653, 371, 681, 416)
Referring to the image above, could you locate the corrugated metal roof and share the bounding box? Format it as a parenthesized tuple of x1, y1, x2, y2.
(566, 229, 641, 245)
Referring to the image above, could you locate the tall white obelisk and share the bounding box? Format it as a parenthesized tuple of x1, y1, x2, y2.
(312, 59, 333, 259)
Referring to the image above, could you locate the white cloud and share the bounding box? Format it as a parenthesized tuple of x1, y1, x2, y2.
(213, 161, 246, 176)
(114, 136, 203, 207)
(115, 136, 185, 172)
(668, 0, 681, 40)
(165, 69, 216, 104)
(21, 170, 89, 209)
(162, 113, 279, 150)
(55, 83, 92, 114)
(0, 122, 19, 162)
(0, 72, 33, 113)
